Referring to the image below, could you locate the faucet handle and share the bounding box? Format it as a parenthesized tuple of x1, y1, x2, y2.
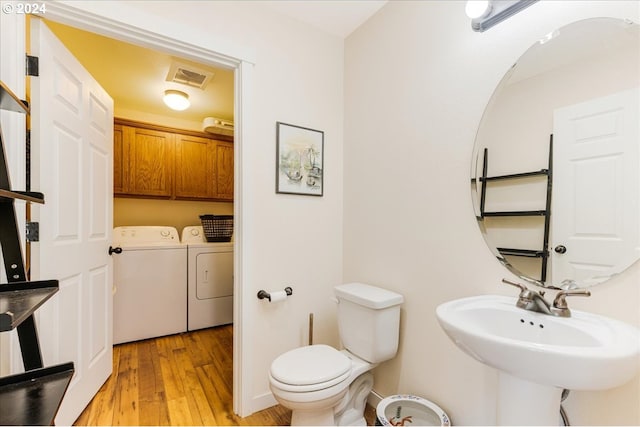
(502, 278, 528, 293)
(553, 289, 591, 309)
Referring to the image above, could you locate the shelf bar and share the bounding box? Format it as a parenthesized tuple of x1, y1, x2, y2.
(0, 280, 59, 332)
(0, 362, 74, 426)
(483, 210, 547, 217)
(0, 81, 29, 114)
(481, 169, 549, 181)
(497, 247, 547, 258)
(0, 189, 45, 204)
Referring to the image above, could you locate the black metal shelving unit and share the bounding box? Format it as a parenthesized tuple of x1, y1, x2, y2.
(0, 80, 74, 426)
(478, 136, 553, 282)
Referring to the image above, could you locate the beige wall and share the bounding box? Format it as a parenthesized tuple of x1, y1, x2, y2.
(344, 1, 639, 425)
(114, 198, 233, 234)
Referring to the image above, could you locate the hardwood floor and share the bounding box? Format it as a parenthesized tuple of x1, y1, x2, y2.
(75, 325, 377, 426)
(74, 325, 291, 426)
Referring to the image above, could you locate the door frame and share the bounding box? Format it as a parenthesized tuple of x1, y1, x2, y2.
(41, 3, 254, 416)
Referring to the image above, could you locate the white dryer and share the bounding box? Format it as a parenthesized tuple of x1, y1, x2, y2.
(112, 226, 187, 344)
(181, 226, 233, 331)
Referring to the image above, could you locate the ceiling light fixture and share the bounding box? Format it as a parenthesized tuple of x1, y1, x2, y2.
(467, 0, 539, 32)
(465, 0, 491, 20)
(163, 89, 190, 111)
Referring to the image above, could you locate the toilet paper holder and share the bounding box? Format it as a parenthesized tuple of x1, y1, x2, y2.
(257, 287, 293, 302)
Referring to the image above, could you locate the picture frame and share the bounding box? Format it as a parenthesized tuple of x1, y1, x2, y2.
(276, 122, 324, 196)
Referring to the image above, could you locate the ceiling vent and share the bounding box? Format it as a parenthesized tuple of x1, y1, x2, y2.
(166, 61, 214, 90)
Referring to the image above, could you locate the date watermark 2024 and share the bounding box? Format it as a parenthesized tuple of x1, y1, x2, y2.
(2, 2, 46, 14)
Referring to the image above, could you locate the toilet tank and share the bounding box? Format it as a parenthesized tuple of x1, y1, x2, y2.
(334, 283, 404, 363)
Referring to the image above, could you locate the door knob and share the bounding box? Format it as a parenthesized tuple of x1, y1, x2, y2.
(554, 245, 567, 254)
(108, 246, 122, 255)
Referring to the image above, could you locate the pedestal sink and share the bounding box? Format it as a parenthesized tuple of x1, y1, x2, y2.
(436, 295, 640, 425)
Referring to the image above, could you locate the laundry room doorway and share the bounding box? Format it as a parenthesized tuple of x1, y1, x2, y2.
(27, 2, 252, 420)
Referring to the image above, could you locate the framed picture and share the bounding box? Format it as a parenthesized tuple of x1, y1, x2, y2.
(276, 122, 324, 196)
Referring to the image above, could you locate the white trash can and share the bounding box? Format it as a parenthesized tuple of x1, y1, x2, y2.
(375, 394, 451, 426)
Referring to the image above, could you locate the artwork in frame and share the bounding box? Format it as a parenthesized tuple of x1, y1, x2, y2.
(276, 122, 324, 196)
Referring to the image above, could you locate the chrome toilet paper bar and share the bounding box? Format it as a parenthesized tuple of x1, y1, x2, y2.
(257, 287, 293, 302)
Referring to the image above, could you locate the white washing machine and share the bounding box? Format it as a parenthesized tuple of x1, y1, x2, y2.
(112, 226, 187, 344)
(181, 226, 233, 331)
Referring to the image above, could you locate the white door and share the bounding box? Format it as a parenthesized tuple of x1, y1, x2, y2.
(552, 88, 639, 286)
(29, 18, 114, 425)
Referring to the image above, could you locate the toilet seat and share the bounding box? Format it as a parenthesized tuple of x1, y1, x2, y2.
(270, 344, 352, 393)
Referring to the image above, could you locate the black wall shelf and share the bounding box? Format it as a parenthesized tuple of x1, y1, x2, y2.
(0, 81, 29, 114)
(0, 280, 59, 331)
(0, 362, 74, 426)
(0, 189, 44, 204)
(478, 136, 553, 282)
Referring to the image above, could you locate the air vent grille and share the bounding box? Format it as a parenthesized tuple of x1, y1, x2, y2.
(166, 61, 214, 89)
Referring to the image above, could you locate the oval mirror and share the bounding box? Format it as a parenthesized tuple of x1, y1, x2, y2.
(471, 17, 639, 289)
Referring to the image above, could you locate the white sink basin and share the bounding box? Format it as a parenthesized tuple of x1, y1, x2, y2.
(436, 295, 640, 425)
(436, 295, 640, 390)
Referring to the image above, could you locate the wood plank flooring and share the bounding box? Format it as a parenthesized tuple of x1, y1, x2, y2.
(75, 325, 377, 426)
(74, 325, 291, 426)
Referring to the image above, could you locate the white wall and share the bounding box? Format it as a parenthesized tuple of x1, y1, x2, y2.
(48, 0, 344, 415)
(344, 1, 639, 425)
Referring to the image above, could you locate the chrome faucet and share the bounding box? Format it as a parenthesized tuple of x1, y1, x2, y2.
(502, 279, 591, 317)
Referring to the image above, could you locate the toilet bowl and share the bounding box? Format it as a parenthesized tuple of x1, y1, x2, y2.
(269, 283, 404, 426)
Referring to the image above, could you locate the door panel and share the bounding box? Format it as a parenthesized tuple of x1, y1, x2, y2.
(30, 18, 114, 425)
(552, 88, 639, 285)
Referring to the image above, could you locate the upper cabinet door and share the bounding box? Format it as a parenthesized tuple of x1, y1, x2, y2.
(216, 141, 234, 200)
(175, 134, 216, 199)
(113, 124, 128, 194)
(126, 126, 174, 197)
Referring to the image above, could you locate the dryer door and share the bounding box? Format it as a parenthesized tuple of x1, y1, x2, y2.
(196, 251, 233, 299)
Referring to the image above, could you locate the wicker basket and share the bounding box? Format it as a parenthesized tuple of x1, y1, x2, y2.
(199, 214, 234, 242)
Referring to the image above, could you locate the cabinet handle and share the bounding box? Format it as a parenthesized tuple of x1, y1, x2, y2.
(108, 246, 122, 256)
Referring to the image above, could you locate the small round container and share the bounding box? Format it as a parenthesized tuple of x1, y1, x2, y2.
(375, 394, 451, 426)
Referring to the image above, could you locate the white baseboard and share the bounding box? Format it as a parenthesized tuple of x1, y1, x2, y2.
(368, 389, 383, 412)
(251, 390, 278, 414)
(252, 389, 381, 418)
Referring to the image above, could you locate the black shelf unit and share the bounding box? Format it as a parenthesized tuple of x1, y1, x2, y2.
(0, 80, 74, 425)
(478, 136, 553, 282)
(0, 362, 74, 426)
(0, 280, 59, 331)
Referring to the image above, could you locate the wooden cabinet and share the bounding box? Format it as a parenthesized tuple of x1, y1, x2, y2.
(113, 124, 126, 194)
(175, 134, 216, 199)
(126, 126, 175, 197)
(215, 141, 234, 201)
(114, 118, 233, 201)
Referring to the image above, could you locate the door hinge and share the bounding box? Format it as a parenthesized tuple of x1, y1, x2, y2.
(26, 55, 39, 77)
(26, 221, 39, 242)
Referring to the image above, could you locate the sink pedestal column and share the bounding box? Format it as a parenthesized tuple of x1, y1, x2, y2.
(497, 372, 562, 425)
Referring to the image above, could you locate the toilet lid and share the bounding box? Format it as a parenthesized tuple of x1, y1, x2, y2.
(270, 344, 351, 386)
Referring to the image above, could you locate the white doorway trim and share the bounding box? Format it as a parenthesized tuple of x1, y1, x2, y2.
(41, 2, 253, 417)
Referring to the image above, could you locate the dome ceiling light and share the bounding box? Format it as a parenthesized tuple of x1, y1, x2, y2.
(163, 89, 190, 111)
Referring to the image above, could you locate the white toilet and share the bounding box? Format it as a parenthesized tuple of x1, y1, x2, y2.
(269, 282, 404, 426)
